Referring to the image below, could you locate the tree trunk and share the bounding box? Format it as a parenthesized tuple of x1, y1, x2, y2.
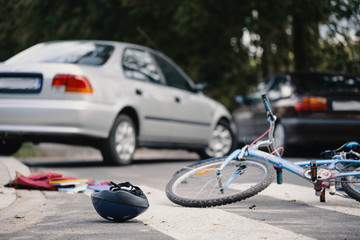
(292, 15, 308, 71)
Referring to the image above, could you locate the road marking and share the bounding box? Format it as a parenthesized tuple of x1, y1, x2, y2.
(137, 186, 315, 240)
(260, 183, 360, 216)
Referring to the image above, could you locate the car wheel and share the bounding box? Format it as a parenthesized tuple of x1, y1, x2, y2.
(101, 114, 136, 165)
(0, 140, 22, 155)
(199, 120, 236, 159)
(274, 122, 286, 150)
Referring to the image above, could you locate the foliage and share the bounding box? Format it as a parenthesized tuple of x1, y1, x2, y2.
(0, 0, 359, 109)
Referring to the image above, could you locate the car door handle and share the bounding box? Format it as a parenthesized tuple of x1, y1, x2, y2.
(135, 89, 142, 95)
(175, 96, 181, 103)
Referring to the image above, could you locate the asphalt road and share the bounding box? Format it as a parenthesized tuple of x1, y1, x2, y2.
(1, 144, 360, 240)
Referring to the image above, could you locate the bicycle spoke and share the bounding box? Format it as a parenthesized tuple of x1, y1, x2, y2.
(166, 157, 274, 207)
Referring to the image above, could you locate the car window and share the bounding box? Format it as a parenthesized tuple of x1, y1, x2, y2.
(294, 74, 360, 93)
(6, 42, 114, 66)
(152, 54, 192, 91)
(122, 48, 161, 84)
(268, 76, 292, 100)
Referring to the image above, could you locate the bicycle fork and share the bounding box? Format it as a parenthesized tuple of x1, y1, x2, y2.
(217, 164, 247, 194)
(217, 148, 246, 194)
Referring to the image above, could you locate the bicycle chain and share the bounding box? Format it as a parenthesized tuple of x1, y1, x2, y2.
(337, 180, 360, 184)
(321, 179, 360, 184)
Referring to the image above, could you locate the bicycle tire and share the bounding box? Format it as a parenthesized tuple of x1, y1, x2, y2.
(341, 165, 360, 202)
(166, 156, 275, 207)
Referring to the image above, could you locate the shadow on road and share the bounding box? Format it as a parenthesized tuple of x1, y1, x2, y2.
(22, 158, 198, 168)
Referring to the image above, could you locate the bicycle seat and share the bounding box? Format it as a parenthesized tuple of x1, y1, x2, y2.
(320, 141, 360, 159)
(335, 141, 359, 152)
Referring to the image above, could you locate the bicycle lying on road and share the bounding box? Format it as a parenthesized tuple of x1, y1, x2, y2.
(166, 94, 360, 207)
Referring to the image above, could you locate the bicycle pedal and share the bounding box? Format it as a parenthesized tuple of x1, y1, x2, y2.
(310, 161, 317, 182)
(320, 189, 326, 202)
(315, 188, 326, 202)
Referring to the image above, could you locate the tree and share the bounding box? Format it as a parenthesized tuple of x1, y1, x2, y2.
(0, 0, 358, 109)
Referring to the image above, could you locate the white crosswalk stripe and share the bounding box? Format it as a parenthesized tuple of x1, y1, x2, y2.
(138, 185, 317, 240)
(260, 183, 360, 216)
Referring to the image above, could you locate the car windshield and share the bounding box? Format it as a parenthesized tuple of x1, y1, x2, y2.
(294, 74, 360, 93)
(6, 42, 114, 66)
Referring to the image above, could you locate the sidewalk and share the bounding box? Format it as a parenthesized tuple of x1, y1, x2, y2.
(0, 157, 31, 210)
(0, 144, 198, 213)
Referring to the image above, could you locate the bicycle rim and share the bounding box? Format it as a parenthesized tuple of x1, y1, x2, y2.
(166, 157, 274, 207)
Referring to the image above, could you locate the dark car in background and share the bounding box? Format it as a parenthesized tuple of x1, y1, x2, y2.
(233, 72, 360, 155)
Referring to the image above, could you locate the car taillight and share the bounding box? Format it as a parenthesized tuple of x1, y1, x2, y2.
(295, 97, 327, 111)
(52, 74, 93, 93)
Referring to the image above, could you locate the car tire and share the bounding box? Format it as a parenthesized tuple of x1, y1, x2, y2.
(274, 122, 286, 149)
(0, 140, 22, 156)
(198, 120, 236, 159)
(101, 114, 136, 166)
(273, 121, 294, 156)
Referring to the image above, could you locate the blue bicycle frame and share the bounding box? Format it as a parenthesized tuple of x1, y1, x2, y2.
(218, 146, 360, 193)
(248, 147, 360, 179)
(217, 94, 360, 195)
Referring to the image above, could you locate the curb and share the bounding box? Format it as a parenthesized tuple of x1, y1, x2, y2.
(0, 157, 31, 210)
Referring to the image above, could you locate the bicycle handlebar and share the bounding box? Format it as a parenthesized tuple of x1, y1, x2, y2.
(261, 94, 275, 121)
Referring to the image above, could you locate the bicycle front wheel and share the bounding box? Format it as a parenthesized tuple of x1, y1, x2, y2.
(342, 166, 360, 202)
(166, 157, 275, 207)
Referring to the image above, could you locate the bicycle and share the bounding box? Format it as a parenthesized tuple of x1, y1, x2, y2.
(166, 94, 360, 207)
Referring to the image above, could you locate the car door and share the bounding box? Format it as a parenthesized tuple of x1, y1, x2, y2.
(121, 47, 174, 142)
(151, 53, 213, 144)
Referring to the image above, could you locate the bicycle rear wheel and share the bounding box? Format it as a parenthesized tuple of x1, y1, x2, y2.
(342, 166, 360, 202)
(166, 156, 275, 207)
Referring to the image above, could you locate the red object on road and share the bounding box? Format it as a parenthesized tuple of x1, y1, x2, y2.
(9, 171, 77, 190)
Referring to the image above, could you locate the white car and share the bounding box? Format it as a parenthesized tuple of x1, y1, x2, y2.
(0, 40, 237, 165)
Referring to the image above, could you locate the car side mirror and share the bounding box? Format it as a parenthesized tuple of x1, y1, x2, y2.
(193, 82, 207, 92)
(234, 94, 245, 105)
(234, 94, 254, 107)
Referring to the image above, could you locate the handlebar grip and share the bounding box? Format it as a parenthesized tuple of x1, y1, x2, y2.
(261, 94, 275, 121)
(261, 94, 271, 111)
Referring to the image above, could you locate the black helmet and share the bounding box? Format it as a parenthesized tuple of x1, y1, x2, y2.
(91, 181, 149, 222)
